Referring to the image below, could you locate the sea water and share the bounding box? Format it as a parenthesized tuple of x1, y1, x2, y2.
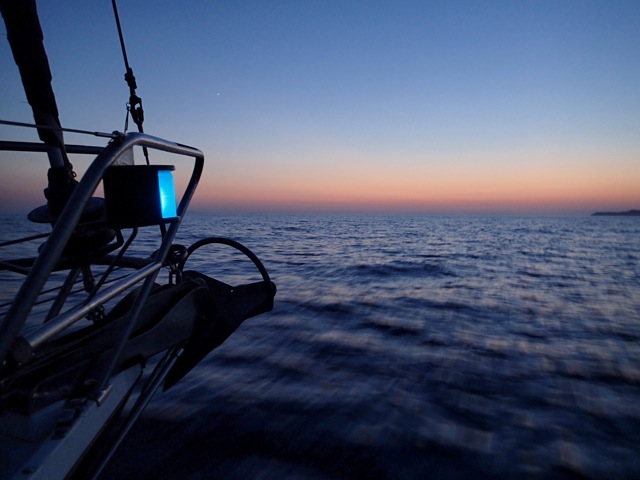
(2, 214, 639, 478)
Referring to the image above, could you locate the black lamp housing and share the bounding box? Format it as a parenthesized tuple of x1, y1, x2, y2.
(103, 165, 178, 228)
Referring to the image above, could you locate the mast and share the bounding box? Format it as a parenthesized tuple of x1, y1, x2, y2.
(0, 0, 77, 218)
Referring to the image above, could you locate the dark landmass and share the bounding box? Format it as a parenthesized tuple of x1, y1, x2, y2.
(592, 209, 640, 216)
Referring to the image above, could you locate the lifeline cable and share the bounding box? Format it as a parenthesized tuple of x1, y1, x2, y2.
(0, 119, 117, 138)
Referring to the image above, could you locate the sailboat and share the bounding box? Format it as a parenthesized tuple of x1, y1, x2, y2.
(0, 1, 276, 478)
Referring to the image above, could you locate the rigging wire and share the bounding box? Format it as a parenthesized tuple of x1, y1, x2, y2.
(111, 0, 167, 238)
(0, 119, 117, 138)
(111, 0, 150, 164)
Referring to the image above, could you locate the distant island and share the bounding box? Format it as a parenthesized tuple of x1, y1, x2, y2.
(592, 209, 640, 217)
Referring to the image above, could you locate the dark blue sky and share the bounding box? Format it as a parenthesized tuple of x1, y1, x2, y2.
(2, 1, 639, 213)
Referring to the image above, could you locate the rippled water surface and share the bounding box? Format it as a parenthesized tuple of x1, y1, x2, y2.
(4, 214, 640, 478)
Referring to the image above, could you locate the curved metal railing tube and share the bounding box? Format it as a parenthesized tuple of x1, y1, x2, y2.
(0, 132, 204, 365)
(24, 262, 163, 350)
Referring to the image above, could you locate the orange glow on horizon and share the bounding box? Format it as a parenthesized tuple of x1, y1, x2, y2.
(2, 149, 638, 216)
(191, 175, 640, 214)
(189, 151, 640, 214)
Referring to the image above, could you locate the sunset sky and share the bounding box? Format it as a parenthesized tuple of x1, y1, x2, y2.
(1, 0, 639, 215)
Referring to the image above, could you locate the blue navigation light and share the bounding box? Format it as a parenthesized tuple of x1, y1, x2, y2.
(104, 165, 179, 228)
(157, 170, 177, 219)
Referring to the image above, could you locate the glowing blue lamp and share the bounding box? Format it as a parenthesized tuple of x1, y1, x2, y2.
(157, 169, 178, 219)
(104, 165, 179, 228)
